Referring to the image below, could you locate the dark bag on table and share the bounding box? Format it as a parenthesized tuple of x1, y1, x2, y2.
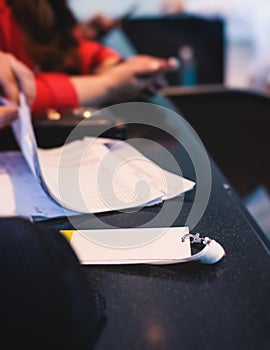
(0, 218, 105, 349)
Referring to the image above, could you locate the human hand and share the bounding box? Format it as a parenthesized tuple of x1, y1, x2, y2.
(103, 55, 179, 102)
(0, 51, 36, 106)
(70, 55, 179, 107)
(0, 51, 36, 129)
(79, 13, 120, 41)
(0, 105, 18, 129)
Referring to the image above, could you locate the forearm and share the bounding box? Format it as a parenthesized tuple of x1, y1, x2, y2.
(32, 72, 114, 114)
(70, 74, 112, 107)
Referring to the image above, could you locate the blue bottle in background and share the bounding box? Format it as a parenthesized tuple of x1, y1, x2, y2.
(178, 45, 197, 86)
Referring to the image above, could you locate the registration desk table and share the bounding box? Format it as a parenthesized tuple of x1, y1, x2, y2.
(34, 120, 270, 350)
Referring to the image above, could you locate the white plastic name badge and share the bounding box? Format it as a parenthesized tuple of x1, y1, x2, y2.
(60, 227, 225, 265)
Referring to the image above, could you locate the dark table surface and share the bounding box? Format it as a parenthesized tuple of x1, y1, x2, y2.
(39, 115, 270, 350)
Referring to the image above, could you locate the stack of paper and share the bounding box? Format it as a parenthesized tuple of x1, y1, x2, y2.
(0, 94, 195, 220)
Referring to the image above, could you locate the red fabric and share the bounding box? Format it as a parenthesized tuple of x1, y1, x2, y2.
(31, 74, 79, 113)
(0, 0, 120, 114)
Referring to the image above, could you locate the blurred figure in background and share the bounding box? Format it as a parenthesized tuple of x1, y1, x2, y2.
(0, 0, 177, 117)
(160, 0, 184, 15)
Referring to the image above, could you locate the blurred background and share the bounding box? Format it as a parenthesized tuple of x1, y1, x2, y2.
(69, 0, 270, 91)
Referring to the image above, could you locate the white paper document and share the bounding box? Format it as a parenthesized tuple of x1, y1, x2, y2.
(38, 137, 195, 213)
(0, 152, 79, 219)
(62, 227, 192, 265)
(0, 94, 195, 219)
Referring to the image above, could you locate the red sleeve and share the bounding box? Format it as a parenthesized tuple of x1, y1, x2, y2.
(31, 73, 79, 115)
(74, 28, 121, 74)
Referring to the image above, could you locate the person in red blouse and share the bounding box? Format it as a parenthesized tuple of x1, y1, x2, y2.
(0, 0, 177, 117)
